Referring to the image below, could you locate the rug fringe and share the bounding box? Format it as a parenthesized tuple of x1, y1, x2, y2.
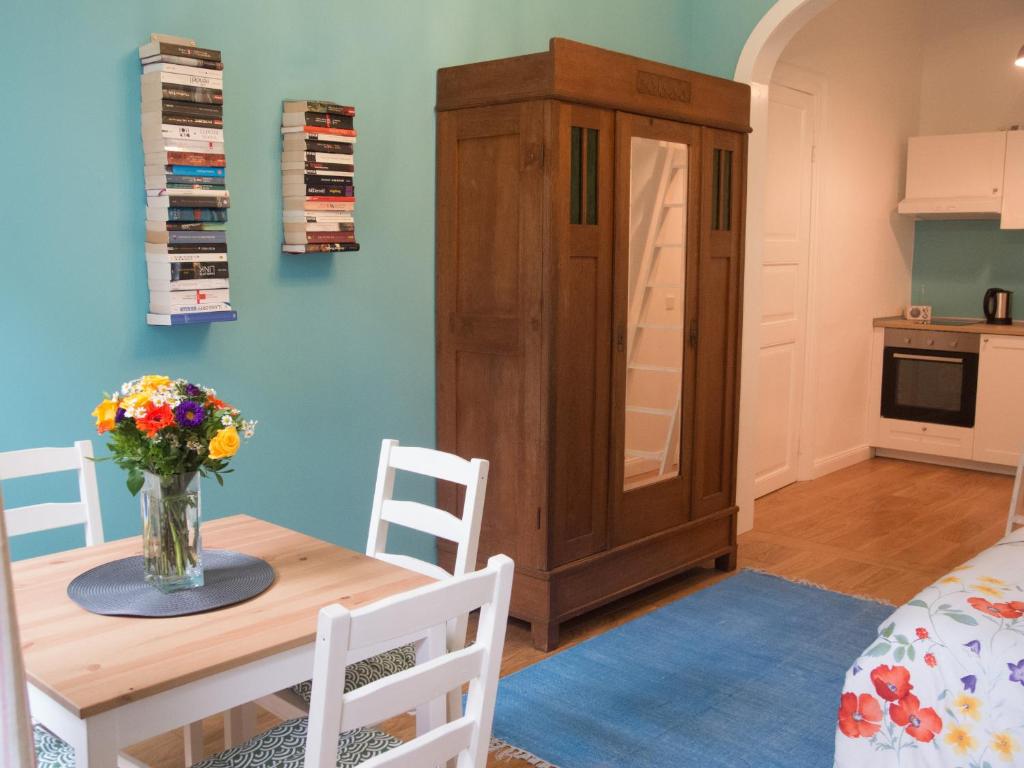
(742, 567, 896, 607)
(489, 737, 559, 767)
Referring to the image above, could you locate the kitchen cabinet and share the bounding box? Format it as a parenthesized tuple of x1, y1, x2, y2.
(973, 335, 1024, 465)
(1001, 132, 1024, 230)
(434, 38, 749, 649)
(897, 132, 1005, 220)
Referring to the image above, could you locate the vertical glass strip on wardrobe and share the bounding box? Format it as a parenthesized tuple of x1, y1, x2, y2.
(570, 126, 582, 224)
(711, 148, 721, 231)
(585, 128, 599, 225)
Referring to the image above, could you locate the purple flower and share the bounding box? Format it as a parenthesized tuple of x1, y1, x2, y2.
(852, 664, 862, 676)
(961, 675, 977, 693)
(115, 407, 126, 423)
(964, 640, 981, 655)
(174, 401, 206, 428)
(1009, 660, 1024, 686)
(184, 383, 204, 398)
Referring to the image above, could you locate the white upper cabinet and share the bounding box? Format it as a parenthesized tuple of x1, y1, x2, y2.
(898, 131, 1007, 221)
(1001, 131, 1024, 229)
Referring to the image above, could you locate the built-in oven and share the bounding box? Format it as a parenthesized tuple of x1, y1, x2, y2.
(880, 328, 979, 427)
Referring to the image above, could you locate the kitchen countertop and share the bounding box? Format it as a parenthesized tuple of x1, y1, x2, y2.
(874, 316, 1024, 337)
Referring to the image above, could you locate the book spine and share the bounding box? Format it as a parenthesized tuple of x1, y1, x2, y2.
(161, 262, 230, 279)
(286, 243, 361, 253)
(149, 301, 233, 314)
(165, 208, 229, 222)
(148, 243, 227, 254)
(160, 153, 225, 166)
(145, 251, 229, 262)
(303, 232, 358, 244)
(157, 114, 224, 129)
(163, 196, 230, 208)
(287, 101, 355, 116)
(154, 83, 223, 104)
(148, 310, 237, 325)
(298, 140, 355, 154)
(299, 126, 356, 138)
(287, 183, 355, 197)
(147, 70, 223, 90)
(169, 164, 225, 176)
(156, 101, 223, 118)
(149, 124, 224, 143)
(296, 161, 355, 173)
(303, 195, 356, 203)
(158, 43, 222, 62)
(300, 112, 354, 130)
(156, 231, 228, 244)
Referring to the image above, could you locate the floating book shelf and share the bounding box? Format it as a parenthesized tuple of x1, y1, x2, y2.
(281, 100, 359, 254)
(141, 33, 236, 326)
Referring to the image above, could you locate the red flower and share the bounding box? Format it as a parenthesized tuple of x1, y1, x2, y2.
(924, 653, 937, 667)
(206, 395, 232, 411)
(968, 597, 1024, 619)
(870, 664, 913, 702)
(915, 627, 929, 640)
(838, 692, 882, 738)
(136, 403, 175, 436)
(889, 693, 942, 742)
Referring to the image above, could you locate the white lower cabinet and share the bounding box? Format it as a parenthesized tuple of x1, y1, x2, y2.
(876, 417, 975, 459)
(973, 334, 1024, 466)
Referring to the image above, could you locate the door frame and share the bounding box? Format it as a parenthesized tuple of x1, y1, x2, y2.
(733, 0, 838, 531)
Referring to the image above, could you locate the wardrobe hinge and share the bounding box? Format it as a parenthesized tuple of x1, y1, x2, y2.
(688, 319, 698, 348)
(536, 507, 542, 529)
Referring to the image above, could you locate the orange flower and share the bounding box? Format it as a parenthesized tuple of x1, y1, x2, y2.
(870, 664, 913, 702)
(890, 693, 942, 742)
(136, 402, 175, 437)
(968, 597, 1024, 619)
(838, 692, 882, 738)
(91, 398, 119, 434)
(206, 394, 232, 411)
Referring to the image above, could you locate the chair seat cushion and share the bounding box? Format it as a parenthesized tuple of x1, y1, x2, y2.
(34, 724, 74, 768)
(291, 643, 417, 704)
(191, 719, 400, 768)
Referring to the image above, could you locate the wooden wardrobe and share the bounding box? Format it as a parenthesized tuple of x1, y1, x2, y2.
(435, 39, 749, 650)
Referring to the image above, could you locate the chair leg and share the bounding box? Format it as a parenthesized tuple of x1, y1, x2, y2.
(183, 721, 204, 766)
(414, 631, 447, 737)
(223, 704, 257, 748)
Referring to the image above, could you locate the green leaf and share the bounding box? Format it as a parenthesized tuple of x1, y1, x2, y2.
(126, 469, 144, 496)
(908, 599, 928, 609)
(215, 472, 224, 487)
(881, 623, 895, 638)
(945, 613, 979, 626)
(865, 642, 890, 657)
(906, 645, 916, 661)
(894, 646, 905, 662)
(895, 634, 910, 645)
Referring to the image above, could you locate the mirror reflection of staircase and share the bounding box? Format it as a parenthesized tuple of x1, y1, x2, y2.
(624, 140, 688, 491)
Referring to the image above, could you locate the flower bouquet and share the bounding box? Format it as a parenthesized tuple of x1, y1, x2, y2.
(92, 375, 256, 592)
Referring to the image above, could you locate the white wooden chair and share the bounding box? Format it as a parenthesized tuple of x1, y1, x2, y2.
(188, 554, 514, 768)
(0, 440, 105, 546)
(1006, 451, 1024, 535)
(188, 439, 490, 763)
(0, 489, 38, 768)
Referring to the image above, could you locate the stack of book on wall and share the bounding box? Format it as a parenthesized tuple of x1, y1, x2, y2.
(281, 100, 358, 254)
(140, 34, 236, 326)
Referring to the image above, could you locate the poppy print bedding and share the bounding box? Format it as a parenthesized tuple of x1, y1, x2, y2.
(834, 528, 1024, 767)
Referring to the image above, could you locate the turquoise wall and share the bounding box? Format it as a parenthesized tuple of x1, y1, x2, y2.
(912, 221, 1024, 317)
(0, 0, 772, 560)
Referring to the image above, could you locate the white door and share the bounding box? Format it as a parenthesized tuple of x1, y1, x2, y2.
(754, 82, 815, 498)
(973, 335, 1024, 466)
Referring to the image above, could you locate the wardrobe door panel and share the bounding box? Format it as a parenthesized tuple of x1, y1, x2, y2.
(692, 127, 745, 518)
(549, 101, 614, 566)
(436, 102, 547, 570)
(610, 112, 701, 546)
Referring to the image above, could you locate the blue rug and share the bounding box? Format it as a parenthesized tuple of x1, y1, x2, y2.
(491, 570, 893, 768)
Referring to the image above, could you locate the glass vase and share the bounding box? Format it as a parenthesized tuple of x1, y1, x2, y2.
(140, 471, 204, 592)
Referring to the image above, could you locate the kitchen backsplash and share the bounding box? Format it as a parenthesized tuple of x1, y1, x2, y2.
(912, 220, 1024, 317)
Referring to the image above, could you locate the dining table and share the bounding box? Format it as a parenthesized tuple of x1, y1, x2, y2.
(12, 514, 435, 768)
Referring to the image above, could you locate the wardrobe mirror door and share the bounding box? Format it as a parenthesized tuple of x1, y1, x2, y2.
(623, 137, 689, 491)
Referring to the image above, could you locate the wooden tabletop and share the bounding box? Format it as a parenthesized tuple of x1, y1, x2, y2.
(13, 515, 433, 718)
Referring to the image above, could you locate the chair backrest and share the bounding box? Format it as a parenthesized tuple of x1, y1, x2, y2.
(365, 439, 488, 583)
(0, 489, 38, 767)
(0, 440, 104, 546)
(1006, 451, 1024, 536)
(304, 554, 514, 768)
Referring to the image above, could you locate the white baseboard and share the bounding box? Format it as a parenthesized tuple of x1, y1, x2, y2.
(811, 444, 873, 479)
(874, 448, 1015, 476)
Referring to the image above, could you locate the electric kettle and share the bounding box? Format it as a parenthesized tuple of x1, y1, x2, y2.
(984, 288, 1013, 325)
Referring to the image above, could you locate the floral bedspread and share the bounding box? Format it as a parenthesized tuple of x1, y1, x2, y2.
(835, 528, 1024, 767)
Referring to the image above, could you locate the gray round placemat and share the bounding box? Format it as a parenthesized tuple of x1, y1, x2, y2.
(67, 549, 275, 617)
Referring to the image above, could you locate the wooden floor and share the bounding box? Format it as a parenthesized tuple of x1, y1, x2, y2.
(126, 456, 1013, 767)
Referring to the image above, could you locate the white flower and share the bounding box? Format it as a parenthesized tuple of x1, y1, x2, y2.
(186, 438, 204, 451)
(151, 395, 165, 407)
(221, 415, 234, 426)
(242, 419, 258, 438)
(166, 396, 182, 408)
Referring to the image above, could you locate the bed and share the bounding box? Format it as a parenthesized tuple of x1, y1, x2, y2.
(834, 462, 1024, 767)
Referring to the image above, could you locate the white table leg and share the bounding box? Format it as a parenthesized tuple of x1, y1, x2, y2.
(80, 711, 118, 768)
(223, 704, 257, 748)
(183, 720, 205, 765)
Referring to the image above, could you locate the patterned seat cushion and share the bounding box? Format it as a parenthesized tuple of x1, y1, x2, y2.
(192, 719, 400, 768)
(291, 643, 417, 704)
(32, 719, 399, 768)
(34, 724, 74, 768)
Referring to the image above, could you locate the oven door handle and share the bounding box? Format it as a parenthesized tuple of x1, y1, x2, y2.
(892, 352, 964, 364)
